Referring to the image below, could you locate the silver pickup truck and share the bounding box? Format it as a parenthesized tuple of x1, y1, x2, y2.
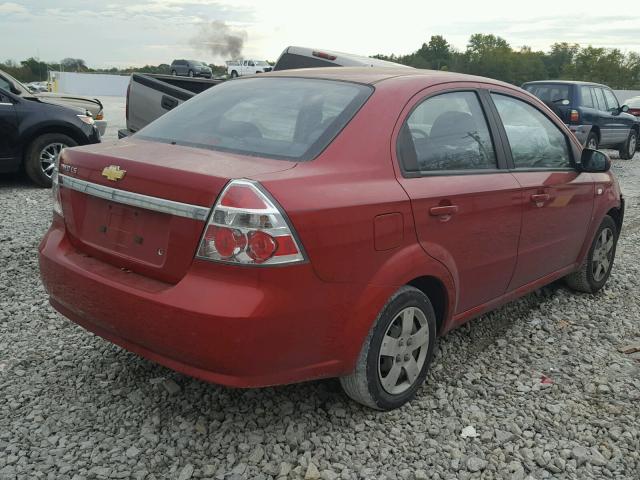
(118, 73, 222, 138)
(119, 46, 410, 138)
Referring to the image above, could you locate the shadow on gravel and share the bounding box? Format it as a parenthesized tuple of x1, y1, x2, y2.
(0, 172, 38, 189)
(45, 281, 568, 427)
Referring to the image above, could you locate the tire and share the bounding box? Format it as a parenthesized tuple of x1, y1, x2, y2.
(565, 215, 618, 293)
(188, 70, 194, 77)
(171, 70, 177, 76)
(25, 133, 77, 188)
(618, 130, 637, 160)
(340, 286, 437, 410)
(230, 70, 238, 78)
(586, 131, 599, 150)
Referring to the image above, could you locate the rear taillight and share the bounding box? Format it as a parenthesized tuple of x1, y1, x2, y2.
(52, 153, 63, 217)
(570, 109, 580, 123)
(196, 179, 305, 265)
(312, 50, 337, 61)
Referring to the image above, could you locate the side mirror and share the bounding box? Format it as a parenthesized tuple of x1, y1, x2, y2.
(620, 105, 629, 113)
(579, 149, 610, 172)
(10, 84, 21, 95)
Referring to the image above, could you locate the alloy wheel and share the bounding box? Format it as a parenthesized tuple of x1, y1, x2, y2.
(39, 143, 67, 179)
(587, 138, 598, 150)
(592, 227, 614, 282)
(629, 133, 637, 157)
(378, 307, 430, 395)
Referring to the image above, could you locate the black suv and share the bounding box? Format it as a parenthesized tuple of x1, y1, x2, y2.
(170, 60, 212, 78)
(0, 85, 100, 187)
(522, 80, 638, 159)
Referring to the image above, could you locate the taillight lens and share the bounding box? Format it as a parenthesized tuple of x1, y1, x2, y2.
(52, 153, 63, 217)
(196, 179, 305, 265)
(570, 109, 580, 123)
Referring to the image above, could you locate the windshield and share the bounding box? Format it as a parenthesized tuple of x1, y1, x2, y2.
(523, 83, 571, 104)
(0, 70, 33, 96)
(255, 61, 269, 66)
(136, 77, 372, 161)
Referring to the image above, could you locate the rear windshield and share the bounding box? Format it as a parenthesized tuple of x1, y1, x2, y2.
(523, 84, 571, 105)
(136, 77, 372, 161)
(273, 53, 337, 71)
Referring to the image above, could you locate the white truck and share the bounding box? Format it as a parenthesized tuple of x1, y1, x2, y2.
(226, 60, 273, 78)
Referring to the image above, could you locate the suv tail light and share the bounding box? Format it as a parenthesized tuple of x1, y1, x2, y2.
(570, 109, 580, 123)
(196, 179, 305, 265)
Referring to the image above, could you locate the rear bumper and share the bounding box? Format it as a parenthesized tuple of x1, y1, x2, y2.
(566, 124, 592, 146)
(38, 218, 389, 387)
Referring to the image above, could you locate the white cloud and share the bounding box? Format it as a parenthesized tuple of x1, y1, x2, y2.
(0, 2, 28, 14)
(125, 3, 183, 13)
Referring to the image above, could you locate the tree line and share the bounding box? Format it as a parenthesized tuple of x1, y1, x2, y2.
(373, 34, 640, 89)
(3, 35, 640, 88)
(0, 57, 227, 83)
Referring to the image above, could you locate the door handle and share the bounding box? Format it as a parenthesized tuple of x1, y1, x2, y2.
(530, 193, 550, 206)
(429, 205, 458, 217)
(161, 95, 179, 111)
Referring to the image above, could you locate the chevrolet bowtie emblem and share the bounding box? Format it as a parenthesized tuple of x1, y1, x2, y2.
(101, 165, 126, 181)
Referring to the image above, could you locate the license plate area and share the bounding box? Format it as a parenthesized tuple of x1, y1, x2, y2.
(80, 196, 170, 267)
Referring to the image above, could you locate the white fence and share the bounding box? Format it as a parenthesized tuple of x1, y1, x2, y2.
(49, 71, 130, 97)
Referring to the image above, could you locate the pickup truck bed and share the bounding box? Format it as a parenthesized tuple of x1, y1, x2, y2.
(118, 73, 223, 138)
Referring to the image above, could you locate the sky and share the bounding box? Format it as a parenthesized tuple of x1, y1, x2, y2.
(1, 0, 640, 68)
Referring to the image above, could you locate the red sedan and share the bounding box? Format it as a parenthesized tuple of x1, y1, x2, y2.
(40, 68, 624, 410)
(627, 96, 640, 117)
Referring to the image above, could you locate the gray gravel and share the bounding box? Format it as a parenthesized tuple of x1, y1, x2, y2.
(1, 150, 640, 480)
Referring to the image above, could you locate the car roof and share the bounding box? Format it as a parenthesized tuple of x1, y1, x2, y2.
(523, 80, 609, 88)
(263, 66, 514, 87)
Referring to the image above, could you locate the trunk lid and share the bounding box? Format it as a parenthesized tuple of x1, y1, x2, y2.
(59, 138, 295, 283)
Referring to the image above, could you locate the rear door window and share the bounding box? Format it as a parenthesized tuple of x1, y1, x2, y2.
(492, 94, 572, 169)
(136, 77, 372, 161)
(398, 91, 497, 172)
(593, 88, 607, 112)
(581, 87, 595, 108)
(602, 89, 619, 112)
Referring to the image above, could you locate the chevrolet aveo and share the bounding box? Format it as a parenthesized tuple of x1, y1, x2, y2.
(39, 68, 624, 410)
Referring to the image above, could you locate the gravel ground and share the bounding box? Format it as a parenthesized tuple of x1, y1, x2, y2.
(1, 150, 639, 480)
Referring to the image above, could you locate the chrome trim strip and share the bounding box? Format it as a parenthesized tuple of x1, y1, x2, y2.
(59, 174, 210, 221)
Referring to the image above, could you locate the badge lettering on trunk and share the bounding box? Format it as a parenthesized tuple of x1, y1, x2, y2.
(101, 165, 126, 181)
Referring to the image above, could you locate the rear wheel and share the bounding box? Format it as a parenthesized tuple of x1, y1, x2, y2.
(619, 130, 637, 160)
(586, 132, 599, 150)
(25, 133, 77, 187)
(340, 286, 437, 410)
(565, 215, 618, 293)
(188, 70, 194, 77)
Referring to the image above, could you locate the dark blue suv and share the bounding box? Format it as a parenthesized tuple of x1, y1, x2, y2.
(522, 80, 639, 159)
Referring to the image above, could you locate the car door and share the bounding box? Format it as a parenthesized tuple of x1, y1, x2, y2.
(394, 86, 522, 315)
(488, 92, 594, 290)
(591, 87, 623, 147)
(602, 87, 631, 144)
(0, 88, 19, 163)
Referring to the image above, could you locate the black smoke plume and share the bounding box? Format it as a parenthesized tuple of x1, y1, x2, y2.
(190, 21, 247, 59)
